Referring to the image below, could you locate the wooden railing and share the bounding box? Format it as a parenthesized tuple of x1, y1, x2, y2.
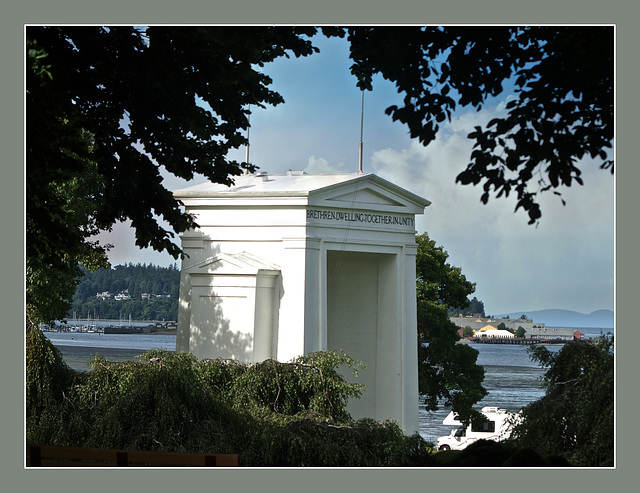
(26, 444, 239, 467)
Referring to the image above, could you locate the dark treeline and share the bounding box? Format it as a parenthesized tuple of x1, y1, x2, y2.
(68, 264, 180, 322)
(447, 297, 485, 318)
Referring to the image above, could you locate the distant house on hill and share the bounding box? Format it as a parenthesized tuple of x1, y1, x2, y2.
(114, 291, 131, 301)
(142, 293, 171, 300)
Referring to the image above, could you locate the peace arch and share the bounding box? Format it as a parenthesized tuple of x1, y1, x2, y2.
(173, 171, 430, 433)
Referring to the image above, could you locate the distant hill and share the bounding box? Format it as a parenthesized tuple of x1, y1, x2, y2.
(69, 263, 180, 321)
(494, 309, 613, 328)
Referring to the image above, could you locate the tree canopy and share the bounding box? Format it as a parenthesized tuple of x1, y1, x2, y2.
(414, 233, 486, 423)
(511, 335, 614, 466)
(448, 296, 485, 317)
(347, 26, 613, 224)
(26, 26, 323, 322)
(27, 25, 614, 323)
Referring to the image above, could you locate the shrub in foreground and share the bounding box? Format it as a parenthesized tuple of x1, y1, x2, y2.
(510, 336, 614, 467)
(26, 334, 430, 466)
(26, 322, 79, 419)
(430, 440, 571, 467)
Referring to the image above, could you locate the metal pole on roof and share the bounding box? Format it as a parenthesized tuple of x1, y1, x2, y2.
(358, 90, 364, 174)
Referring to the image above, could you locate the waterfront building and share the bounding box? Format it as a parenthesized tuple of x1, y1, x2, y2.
(450, 316, 542, 332)
(473, 325, 515, 339)
(524, 327, 583, 341)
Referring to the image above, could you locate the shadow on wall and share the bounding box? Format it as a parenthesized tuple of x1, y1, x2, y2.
(186, 243, 254, 362)
(196, 293, 253, 361)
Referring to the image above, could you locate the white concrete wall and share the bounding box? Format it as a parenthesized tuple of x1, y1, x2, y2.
(401, 243, 420, 432)
(252, 271, 281, 362)
(326, 251, 386, 420)
(188, 281, 255, 361)
(175, 174, 427, 433)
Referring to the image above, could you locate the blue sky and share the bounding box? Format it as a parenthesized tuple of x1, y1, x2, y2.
(101, 32, 615, 316)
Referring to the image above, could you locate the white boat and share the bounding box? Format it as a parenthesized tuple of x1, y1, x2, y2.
(436, 406, 521, 451)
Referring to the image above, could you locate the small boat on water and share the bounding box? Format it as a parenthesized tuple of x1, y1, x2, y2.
(436, 406, 521, 451)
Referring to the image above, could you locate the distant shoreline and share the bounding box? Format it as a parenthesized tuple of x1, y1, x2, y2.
(456, 338, 565, 346)
(61, 318, 176, 324)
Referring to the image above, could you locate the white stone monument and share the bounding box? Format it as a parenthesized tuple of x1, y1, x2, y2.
(173, 171, 430, 433)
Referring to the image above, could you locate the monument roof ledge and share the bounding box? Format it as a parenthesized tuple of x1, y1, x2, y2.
(174, 172, 362, 196)
(173, 172, 431, 208)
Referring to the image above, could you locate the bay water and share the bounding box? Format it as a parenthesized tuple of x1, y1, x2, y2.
(43, 326, 612, 444)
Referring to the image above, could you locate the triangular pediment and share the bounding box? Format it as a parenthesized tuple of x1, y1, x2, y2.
(326, 188, 405, 208)
(185, 252, 280, 275)
(309, 174, 430, 214)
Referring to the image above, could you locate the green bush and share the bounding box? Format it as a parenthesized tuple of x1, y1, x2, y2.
(26, 335, 431, 466)
(25, 321, 78, 419)
(430, 440, 570, 467)
(510, 335, 614, 466)
(255, 418, 430, 467)
(227, 351, 364, 423)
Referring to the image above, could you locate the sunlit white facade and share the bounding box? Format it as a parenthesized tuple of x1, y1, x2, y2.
(173, 171, 430, 433)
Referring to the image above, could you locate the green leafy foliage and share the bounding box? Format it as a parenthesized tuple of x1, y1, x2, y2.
(227, 351, 364, 423)
(431, 439, 570, 467)
(346, 26, 613, 224)
(265, 418, 430, 467)
(28, 25, 612, 327)
(415, 233, 487, 423)
(25, 117, 111, 324)
(25, 320, 79, 419)
(26, 26, 321, 324)
(510, 335, 614, 466)
(448, 296, 485, 317)
(26, 337, 428, 466)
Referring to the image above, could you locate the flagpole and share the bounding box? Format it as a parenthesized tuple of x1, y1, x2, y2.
(358, 90, 364, 174)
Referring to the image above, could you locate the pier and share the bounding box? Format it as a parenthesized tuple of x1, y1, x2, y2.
(468, 337, 570, 345)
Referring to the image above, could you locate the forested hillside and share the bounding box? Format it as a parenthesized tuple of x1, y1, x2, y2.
(69, 264, 180, 321)
(447, 297, 486, 318)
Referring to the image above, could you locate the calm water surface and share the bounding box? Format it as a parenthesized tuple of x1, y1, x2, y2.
(44, 326, 612, 444)
(44, 332, 176, 370)
(418, 326, 612, 442)
(418, 345, 553, 443)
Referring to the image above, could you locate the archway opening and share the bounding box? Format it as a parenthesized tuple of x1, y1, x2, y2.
(326, 250, 399, 420)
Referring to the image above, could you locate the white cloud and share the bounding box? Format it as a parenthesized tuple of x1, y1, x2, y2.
(304, 156, 347, 174)
(97, 220, 179, 268)
(367, 101, 614, 315)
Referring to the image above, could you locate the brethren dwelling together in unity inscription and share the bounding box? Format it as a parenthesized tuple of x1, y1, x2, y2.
(173, 171, 430, 433)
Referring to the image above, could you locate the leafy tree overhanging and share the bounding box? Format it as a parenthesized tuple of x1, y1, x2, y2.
(27, 25, 613, 322)
(511, 335, 614, 466)
(346, 26, 614, 224)
(415, 233, 486, 423)
(26, 26, 323, 322)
